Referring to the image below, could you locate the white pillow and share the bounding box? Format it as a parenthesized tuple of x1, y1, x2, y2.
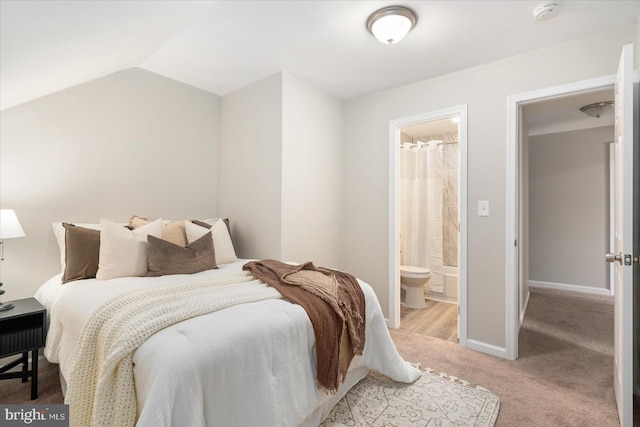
(96, 218, 163, 281)
(52, 222, 101, 273)
(186, 219, 237, 265)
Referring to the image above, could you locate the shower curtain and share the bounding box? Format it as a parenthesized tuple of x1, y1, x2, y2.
(400, 141, 444, 292)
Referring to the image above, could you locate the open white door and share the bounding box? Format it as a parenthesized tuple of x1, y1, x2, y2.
(607, 43, 636, 427)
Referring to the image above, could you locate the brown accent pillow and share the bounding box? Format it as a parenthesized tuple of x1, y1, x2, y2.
(147, 233, 217, 277)
(62, 223, 100, 283)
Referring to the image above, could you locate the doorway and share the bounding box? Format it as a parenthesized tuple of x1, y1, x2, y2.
(388, 105, 468, 348)
(523, 89, 615, 299)
(506, 75, 616, 359)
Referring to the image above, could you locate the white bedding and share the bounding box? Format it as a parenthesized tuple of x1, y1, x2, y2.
(37, 260, 420, 427)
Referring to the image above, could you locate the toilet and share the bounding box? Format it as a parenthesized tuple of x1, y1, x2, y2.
(400, 265, 431, 308)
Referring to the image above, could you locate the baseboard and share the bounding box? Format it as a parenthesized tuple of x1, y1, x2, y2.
(466, 339, 509, 359)
(529, 281, 611, 296)
(425, 296, 458, 305)
(519, 291, 530, 326)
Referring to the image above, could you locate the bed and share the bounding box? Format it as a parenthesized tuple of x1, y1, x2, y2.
(36, 219, 420, 426)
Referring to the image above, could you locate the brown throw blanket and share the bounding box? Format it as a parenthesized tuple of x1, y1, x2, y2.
(243, 260, 366, 393)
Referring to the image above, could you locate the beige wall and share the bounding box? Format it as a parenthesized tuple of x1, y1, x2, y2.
(529, 126, 613, 291)
(219, 73, 283, 259)
(281, 74, 344, 267)
(341, 25, 635, 349)
(0, 68, 221, 299)
(220, 72, 344, 265)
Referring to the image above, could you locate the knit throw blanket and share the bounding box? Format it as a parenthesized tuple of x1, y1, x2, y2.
(65, 272, 281, 427)
(243, 260, 366, 393)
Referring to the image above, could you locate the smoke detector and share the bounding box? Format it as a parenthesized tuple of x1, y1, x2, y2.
(533, 2, 561, 22)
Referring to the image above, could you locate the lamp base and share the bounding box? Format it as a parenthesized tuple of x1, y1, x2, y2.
(0, 302, 14, 311)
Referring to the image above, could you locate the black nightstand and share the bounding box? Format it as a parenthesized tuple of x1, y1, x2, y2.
(0, 298, 47, 400)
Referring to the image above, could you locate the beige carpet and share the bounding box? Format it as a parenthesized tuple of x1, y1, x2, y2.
(0, 287, 623, 426)
(392, 286, 619, 426)
(321, 369, 499, 426)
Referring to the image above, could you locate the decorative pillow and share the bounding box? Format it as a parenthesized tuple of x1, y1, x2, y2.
(129, 215, 188, 247)
(53, 222, 101, 273)
(61, 224, 100, 284)
(129, 215, 150, 229)
(192, 218, 232, 237)
(147, 233, 216, 277)
(186, 219, 237, 265)
(96, 218, 163, 280)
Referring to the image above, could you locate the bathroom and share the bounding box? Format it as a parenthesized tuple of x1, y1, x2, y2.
(398, 116, 460, 343)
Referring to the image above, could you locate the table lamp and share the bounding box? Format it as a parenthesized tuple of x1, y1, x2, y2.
(0, 209, 26, 311)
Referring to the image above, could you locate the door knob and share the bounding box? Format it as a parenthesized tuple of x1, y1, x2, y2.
(605, 253, 623, 263)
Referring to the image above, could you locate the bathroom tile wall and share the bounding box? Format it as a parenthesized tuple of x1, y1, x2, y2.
(442, 141, 459, 267)
(411, 132, 459, 267)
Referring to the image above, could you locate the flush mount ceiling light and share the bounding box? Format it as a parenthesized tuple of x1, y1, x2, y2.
(367, 6, 417, 45)
(579, 101, 614, 118)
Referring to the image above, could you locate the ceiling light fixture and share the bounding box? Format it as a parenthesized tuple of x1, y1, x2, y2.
(579, 101, 614, 118)
(367, 6, 417, 45)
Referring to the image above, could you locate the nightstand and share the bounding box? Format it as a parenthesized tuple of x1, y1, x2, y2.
(0, 298, 47, 400)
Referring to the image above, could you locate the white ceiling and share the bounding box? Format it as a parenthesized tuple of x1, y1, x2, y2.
(1, 1, 639, 110)
(525, 88, 615, 136)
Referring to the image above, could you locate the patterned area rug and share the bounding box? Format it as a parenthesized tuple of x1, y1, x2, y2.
(321, 368, 500, 427)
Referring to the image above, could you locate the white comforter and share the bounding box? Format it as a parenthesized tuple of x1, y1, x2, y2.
(37, 260, 420, 427)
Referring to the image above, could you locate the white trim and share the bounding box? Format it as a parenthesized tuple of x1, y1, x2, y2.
(529, 280, 612, 296)
(466, 339, 508, 359)
(388, 105, 468, 351)
(609, 142, 616, 296)
(424, 295, 458, 305)
(519, 290, 530, 326)
(506, 75, 616, 361)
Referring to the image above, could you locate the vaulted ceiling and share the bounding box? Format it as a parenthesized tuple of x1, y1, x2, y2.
(1, 1, 639, 110)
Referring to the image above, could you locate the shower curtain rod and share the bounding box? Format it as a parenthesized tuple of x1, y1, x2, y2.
(401, 140, 459, 147)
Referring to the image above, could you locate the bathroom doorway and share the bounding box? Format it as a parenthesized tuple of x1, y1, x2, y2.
(388, 106, 468, 347)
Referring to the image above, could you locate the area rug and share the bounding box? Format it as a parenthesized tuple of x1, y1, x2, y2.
(321, 368, 500, 427)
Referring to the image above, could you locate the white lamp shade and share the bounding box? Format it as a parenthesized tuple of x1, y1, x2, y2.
(371, 14, 413, 44)
(1, 209, 25, 239)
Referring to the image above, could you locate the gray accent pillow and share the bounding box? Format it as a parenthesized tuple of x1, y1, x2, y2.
(62, 223, 100, 283)
(147, 232, 217, 277)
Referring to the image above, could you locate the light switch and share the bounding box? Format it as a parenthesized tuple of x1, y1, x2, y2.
(478, 200, 490, 217)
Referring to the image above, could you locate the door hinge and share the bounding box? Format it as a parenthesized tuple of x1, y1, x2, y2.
(624, 254, 639, 265)
(514, 240, 517, 247)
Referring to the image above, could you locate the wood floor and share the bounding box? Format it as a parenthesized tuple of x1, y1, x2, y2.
(399, 298, 458, 343)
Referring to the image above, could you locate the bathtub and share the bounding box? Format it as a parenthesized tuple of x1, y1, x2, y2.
(424, 265, 458, 303)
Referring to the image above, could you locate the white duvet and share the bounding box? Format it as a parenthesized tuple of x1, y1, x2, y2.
(37, 260, 420, 427)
